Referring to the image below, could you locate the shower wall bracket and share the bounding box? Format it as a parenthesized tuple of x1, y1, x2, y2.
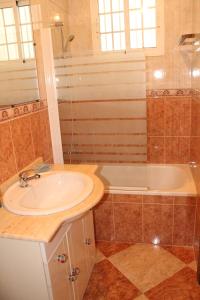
(179, 33, 200, 46)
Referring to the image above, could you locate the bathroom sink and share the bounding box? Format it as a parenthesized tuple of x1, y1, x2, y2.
(3, 171, 94, 216)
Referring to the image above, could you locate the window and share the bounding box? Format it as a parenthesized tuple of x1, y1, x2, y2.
(0, 2, 34, 61)
(90, 0, 164, 55)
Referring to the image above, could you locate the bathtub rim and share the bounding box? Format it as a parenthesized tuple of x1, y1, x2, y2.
(96, 163, 197, 197)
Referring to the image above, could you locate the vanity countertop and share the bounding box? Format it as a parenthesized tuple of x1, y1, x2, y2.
(0, 164, 104, 243)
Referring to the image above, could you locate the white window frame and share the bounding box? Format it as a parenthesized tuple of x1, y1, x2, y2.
(0, 0, 35, 64)
(90, 0, 164, 56)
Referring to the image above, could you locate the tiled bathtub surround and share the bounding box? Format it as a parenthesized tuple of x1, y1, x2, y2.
(147, 89, 192, 163)
(191, 91, 200, 271)
(59, 89, 198, 165)
(93, 193, 197, 246)
(0, 100, 53, 184)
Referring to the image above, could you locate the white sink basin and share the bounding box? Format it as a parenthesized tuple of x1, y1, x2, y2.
(3, 171, 94, 216)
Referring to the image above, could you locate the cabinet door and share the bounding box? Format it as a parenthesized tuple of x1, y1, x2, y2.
(48, 237, 74, 300)
(67, 218, 88, 300)
(83, 210, 96, 278)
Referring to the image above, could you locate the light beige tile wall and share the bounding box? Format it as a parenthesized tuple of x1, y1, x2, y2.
(147, 0, 193, 90)
(66, 0, 93, 57)
(52, 0, 193, 89)
(31, 0, 69, 58)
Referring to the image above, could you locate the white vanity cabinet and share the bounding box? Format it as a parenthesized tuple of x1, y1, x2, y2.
(67, 210, 95, 300)
(0, 210, 95, 300)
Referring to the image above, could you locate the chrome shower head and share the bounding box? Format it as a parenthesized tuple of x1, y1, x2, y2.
(68, 34, 75, 42)
(63, 34, 75, 51)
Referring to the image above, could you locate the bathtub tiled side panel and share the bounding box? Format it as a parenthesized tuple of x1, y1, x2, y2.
(93, 194, 196, 246)
(143, 203, 173, 245)
(173, 205, 196, 246)
(113, 203, 143, 243)
(93, 194, 115, 241)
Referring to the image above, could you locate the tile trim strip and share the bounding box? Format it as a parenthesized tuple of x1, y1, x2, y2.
(0, 100, 47, 123)
(147, 89, 193, 98)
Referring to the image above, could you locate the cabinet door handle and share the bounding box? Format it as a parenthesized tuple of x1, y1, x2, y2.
(56, 254, 67, 263)
(69, 274, 76, 282)
(74, 267, 80, 276)
(69, 267, 80, 282)
(85, 238, 92, 245)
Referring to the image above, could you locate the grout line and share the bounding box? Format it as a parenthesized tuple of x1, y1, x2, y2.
(141, 195, 144, 243)
(192, 197, 198, 247)
(29, 113, 36, 160)
(8, 120, 18, 172)
(112, 194, 116, 241)
(172, 197, 175, 245)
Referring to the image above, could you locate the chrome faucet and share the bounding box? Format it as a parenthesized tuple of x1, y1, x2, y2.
(19, 169, 41, 188)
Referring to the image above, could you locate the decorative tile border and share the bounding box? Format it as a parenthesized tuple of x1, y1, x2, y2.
(0, 99, 47, 122)
(147, 89, 193, 98)
(192, 89, 200, 96)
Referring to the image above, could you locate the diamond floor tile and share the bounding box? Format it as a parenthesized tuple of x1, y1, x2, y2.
(189, 260, 198, 271)
(83, 259, 141, 300)
(84, 242, 200, 299)
(108, 244, 186, 292)
(96, 248, 106, 263)
(145, 267, 200, 299)
(134, 295, 149, 300)
(162, 245, 195, 264)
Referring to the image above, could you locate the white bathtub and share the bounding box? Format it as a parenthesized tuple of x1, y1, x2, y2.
(96, 164, 197, 196)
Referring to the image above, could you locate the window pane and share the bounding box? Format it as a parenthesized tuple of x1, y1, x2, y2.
(129, 11, 142, 29)
(0, 10, 4, 26)
(98, 0, 105, 13)
(8, 44, 19, 60)
(112, 13, 124, 31)
(21, 24, 33, 42)
(0, 45, 8, 60)
(104, 14, 112, 32)
(19, 6, 31, 24)
(100, 34, 107, 50)
(101, 33, 113, 51)
(144, 0, 156, 8)
(100, 15, 106, 32)
(129, 0, 141, 9)
(98, 0, 111, 13)
(144, 29, 156, 47)
(6, 26, 17, 43)
(120, 32, 125, 49)
(0, 27, 6, 44)
(143, 8, 156, 28)
(106, 34, 113, 50)
(104, 0, 111, 12)
(3, 8, 15, 26)
(130, 30, 143, 48)
(112, 0, 124, 12)
(113, 32, 125, 50)
(22, 42, 34, 59)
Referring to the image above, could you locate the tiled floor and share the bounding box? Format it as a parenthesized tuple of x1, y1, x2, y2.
(83, 241, 200, 300)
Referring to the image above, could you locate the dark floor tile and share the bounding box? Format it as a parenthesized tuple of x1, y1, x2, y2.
(96, 241, 132, 257)
(83, 259, 141, 300)
(145, 267, 200, 300)
(162, 245, 195, 264)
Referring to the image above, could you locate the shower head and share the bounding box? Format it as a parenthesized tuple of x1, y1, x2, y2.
(63, 34, 75, 51)
(68, 34, 75, 42)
